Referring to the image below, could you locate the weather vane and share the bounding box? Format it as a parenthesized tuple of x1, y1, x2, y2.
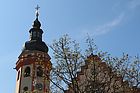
(35, 5, 40, 18)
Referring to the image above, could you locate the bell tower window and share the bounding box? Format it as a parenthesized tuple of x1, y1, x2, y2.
(37, 66, 43, 77)
(24, 67, 31, 77)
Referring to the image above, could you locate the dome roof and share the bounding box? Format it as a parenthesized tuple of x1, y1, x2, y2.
(23, 40, 48, 53)
(21, 5, 48, 53)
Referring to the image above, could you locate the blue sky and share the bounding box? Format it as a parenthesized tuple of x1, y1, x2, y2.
(0, 0, 140, 93)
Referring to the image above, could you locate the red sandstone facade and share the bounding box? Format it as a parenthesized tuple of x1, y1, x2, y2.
(65, 55, 140, 93)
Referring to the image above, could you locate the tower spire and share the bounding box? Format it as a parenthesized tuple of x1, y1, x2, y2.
(35, 5, 40, 19)
(32, 5, 41, 29)
(21, 5, 48, 53)
(15, 5, 51, 93)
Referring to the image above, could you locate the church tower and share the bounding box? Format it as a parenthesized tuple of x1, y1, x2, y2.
(15, 6, 52, 93)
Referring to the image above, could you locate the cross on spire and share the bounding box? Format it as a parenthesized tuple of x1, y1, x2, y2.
(35, 5, 40, 18)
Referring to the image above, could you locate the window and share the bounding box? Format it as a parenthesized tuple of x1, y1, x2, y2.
(24, 67, 30, 77)
(17, 70, 20, 81)
(32, 31, 36, 38)
(37, 32, 41, 38)
(37, 66, 43, 77)
(23, 86, 28, 92)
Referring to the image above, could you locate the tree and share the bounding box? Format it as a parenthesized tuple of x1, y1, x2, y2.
(49, 34, 84, 93)
(49, 34, 140, 93)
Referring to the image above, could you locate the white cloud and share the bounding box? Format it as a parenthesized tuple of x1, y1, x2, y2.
(78, 0, 140, 37)
(94, 14, 124, 36)
(80, 13, 124, 36)
(128, 0, 140, 9)
(91, 0, 140, 36)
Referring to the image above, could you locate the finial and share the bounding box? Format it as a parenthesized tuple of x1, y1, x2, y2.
(33, 5, 41, 28)
(35, 5, 40, 18)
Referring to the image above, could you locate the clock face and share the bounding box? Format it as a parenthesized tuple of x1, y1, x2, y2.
(35, 83, 43, 91)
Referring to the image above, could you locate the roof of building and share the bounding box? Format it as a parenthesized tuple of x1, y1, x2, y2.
(22, 6, 48, 53)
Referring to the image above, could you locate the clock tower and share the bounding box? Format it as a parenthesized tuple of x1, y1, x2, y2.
(15, 6, 52, 93)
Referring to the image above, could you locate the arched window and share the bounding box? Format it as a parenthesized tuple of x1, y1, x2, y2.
(24, 67, 30, 77)
(37, 66, 43, 77)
